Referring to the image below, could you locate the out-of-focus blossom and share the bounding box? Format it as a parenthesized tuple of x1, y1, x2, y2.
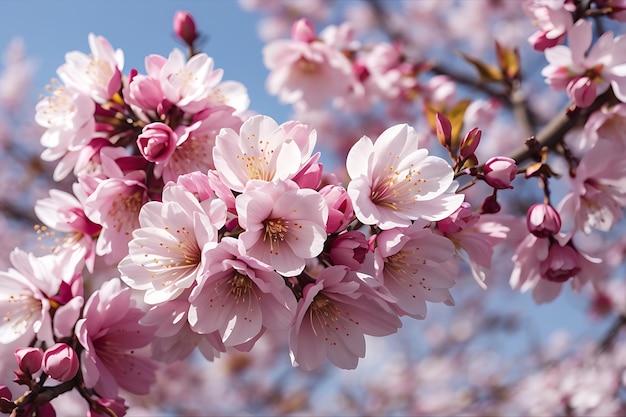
(263, 18, 357, 109)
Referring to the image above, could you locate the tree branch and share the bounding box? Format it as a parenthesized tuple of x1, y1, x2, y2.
(510, 89, 616, 164)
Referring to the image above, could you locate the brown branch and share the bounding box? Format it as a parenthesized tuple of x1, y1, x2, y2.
(597, 314, 626, 353)
(364, 0, 541, 135)
(510, 89, 616, 164)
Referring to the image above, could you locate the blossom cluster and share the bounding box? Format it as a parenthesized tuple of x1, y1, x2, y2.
(2, 2, 626, 415)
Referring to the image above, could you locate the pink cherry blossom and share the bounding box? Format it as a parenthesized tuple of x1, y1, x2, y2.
(81, 149, 149, 265)
(523, 0, 573, 51)
(0, 249, 74, 345)
(139, 289, 225, 363)
(437, 206, 509, 288)
(123, 54, 167, 113)
(346, 123, 464, 229)
(289, 265, 402, 371)
(557, 140, 626, 237)
(34, 186, 100, 272)
(76, 278, 157, 399)
(57, 33, 124, 103)
(374, 223, 457, 319)
(188, 237, 297, 347)
(159, 48, 249, 114)
(213, 114, 314, 192)
(542, 19, 626, 106)
(263, 18, 357, 109)
(118, 183, 219, 305)
(161, 106, 243, 183)
(510, 234, 604, 303)
(35, 85, 95, 164)
(236, 180, 328, 276)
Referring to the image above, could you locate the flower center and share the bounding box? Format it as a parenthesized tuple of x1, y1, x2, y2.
(263, 218, 289, 254)
(227, 272, 252, 303)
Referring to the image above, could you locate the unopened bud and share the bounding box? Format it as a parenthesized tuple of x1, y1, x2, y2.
(173, 11, 198, 47)
(526, 203, 561, 237)
(435, 112, 452, 149)
(460, 127, 481, 160)
(480, 194, 500, 214)
(319, 184, 354, 233)
(483, 156, 517, 189)
(43, 343, 79, 382)
(14, 347, 43, 375)
(291, 18, 317, 43)
(567, 76, 596, 108)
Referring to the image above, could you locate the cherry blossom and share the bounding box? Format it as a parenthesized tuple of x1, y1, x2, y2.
(263, 18, 357, 109)
(236, 179, 328, 276)
(373, 222, 458, 319)
(289, 265, 402, 370)
(213, 114, 314, 192)
(542, 19, 626, 106)
(56, 33, 124, 103)
(118, 183, 219, 305)
(76, 278, 157, 399)
(188, 237, 297, 346)
(346, 123, 464, 229)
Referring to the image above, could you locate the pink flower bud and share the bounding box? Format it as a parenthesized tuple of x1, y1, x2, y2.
(291, 156, 323, 190)
(173, 11, 198, 46)
(460, 127, 481, 160)
(291, 18, 317, 43)
(483, 156, 517, 189)
(437, 202, 477, 234)
(435, 112, 452, 149)
(590, 291, 613, 317)
(329, 231, 369, 270)
(540, 243, 581, 283)
(319, 184, 354, 233)
(526, 203, 561, 237)
(43, 343, 79, 382)
(14, 347, 43, 375)
(528, 30, 564, 51)
(136, 122, 178, 163)
(567, 76, 596, 108)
